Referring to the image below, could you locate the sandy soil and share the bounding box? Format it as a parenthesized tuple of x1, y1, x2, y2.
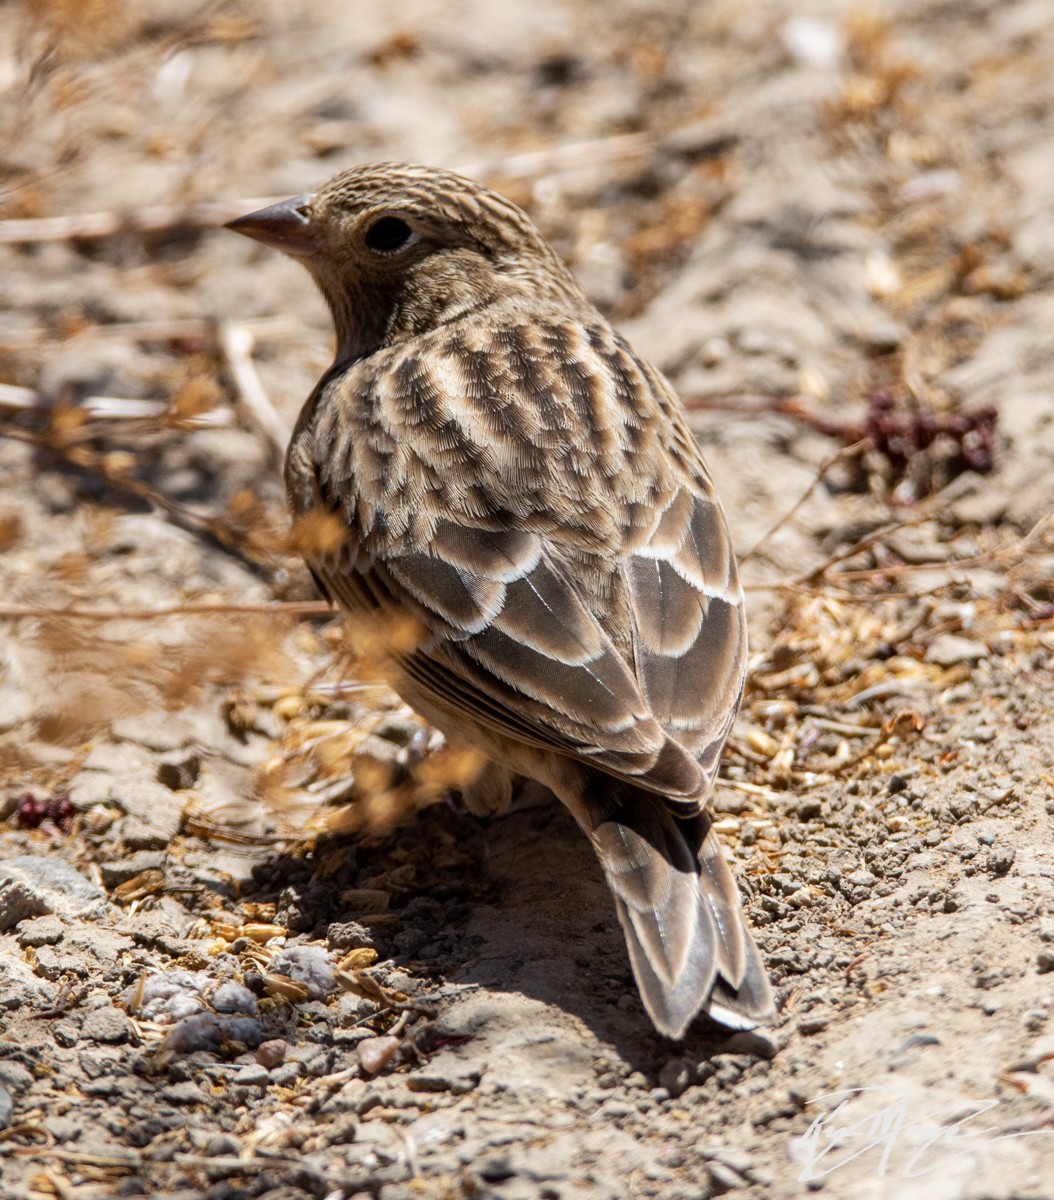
(1, 1, 1054, 1198)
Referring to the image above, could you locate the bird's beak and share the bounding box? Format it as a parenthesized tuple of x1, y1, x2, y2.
(225, 193, 318, 257)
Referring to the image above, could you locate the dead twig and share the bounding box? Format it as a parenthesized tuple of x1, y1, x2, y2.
(459, 132, 655, 181)
(0, 600, 330, 621)
(219, 322, 291, 458)
(793, 511, 939, 585)
(0, 416, 286, 569)
(740, 439, 871, 564)
(821, 504, 1054, 584)
(0, 381, 230, 425)
(0, 129, 736, 247)
(0, 199, 273, 245)
(0, 316, 306, 352)
(28, 982, 86, 1019)
(2, 421, 232, 541)
(809, 711, 924, 776)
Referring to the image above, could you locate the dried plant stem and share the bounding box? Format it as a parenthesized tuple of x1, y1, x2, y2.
(822, 504, 1054, 584)
(219, 322, 291, 457)
(0, 382, 231, 424)
(740, 439, 871, 564)
(0, 316, 308, 352)
(79, 316, 302, 342)
(0, 600, 331, 622)
(459, 132, 655, 181)
(0, 199, 274, 245)
(755, 579, 956, 604)
(0, 418, 272, 565)
(720, 778, 783, 803)
(0, 130, 735, 247)
(793, 511, 939, 585)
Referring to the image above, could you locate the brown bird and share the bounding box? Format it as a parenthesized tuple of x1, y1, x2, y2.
(227, 163, 774, 1038)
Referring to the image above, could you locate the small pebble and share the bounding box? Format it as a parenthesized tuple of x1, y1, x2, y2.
(99, 851, 166, 888)
(43, 1115, 80, 1143)
(205, 1133, 241, 1157)
(270, 1062, 303, 1088)
(797, 1015, 829, 1036)
(846, 870, 877, 890)
(986, 847, 1015, 876)
(256, 1039, 287, 1069)
(119, 816, 170, 851)
(233, 1064, 269, 1086)
(658, 1056, 695, 1099)
(355, 1088, 384, 1115)
(405, 1074, 451, 1093)
(334, 1027, 375, 1048)
(338, 993, 377, 1024)
(357, 1035, 400, 1075)
(925, 634, 988, 667)
(0, 1063, 32, 1093)
(16, 915, 65, 947)
(81, 1005, 130, 1045)
(707, 1161, 746, 1191)
(479, 1157, 515, 1183)
(0, 1085, 12, 1131)
(53, 1021, 79, 1048)
(162, 1081, 206, 1105)
(0, 952, 57, 1010)
(325, 1114, 359, 1145)
(0, 856, 109, 931)
(328, 921, 382, 952)
(157, 749, 202, 791)
(712, 1147, 755, 1177)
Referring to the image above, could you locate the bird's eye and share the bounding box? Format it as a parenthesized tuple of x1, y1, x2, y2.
(364, 216, 414, 254)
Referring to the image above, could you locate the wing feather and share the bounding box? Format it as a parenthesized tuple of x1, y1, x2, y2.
(297, 321, 747, 807)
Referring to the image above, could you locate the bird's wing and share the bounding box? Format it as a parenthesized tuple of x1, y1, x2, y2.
(311, 518, 703, 800)
(615, 473, 748, 795)
(301, 321, 747, 805)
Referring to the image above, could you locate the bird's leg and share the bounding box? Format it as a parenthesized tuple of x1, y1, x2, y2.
(460, 758, 515, 817)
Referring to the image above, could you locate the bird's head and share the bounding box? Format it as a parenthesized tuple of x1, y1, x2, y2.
(226, 162, 587, 362)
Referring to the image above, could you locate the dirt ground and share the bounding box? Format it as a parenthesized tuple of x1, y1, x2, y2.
(2, 1, 1054, 1198)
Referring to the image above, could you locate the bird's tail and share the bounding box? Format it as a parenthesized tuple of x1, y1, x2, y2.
(584, 788, 774, 1039)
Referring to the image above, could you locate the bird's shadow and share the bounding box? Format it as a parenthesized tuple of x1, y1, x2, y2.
(449, 789, 771, 1070)
(244, 786, 773, 1077)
